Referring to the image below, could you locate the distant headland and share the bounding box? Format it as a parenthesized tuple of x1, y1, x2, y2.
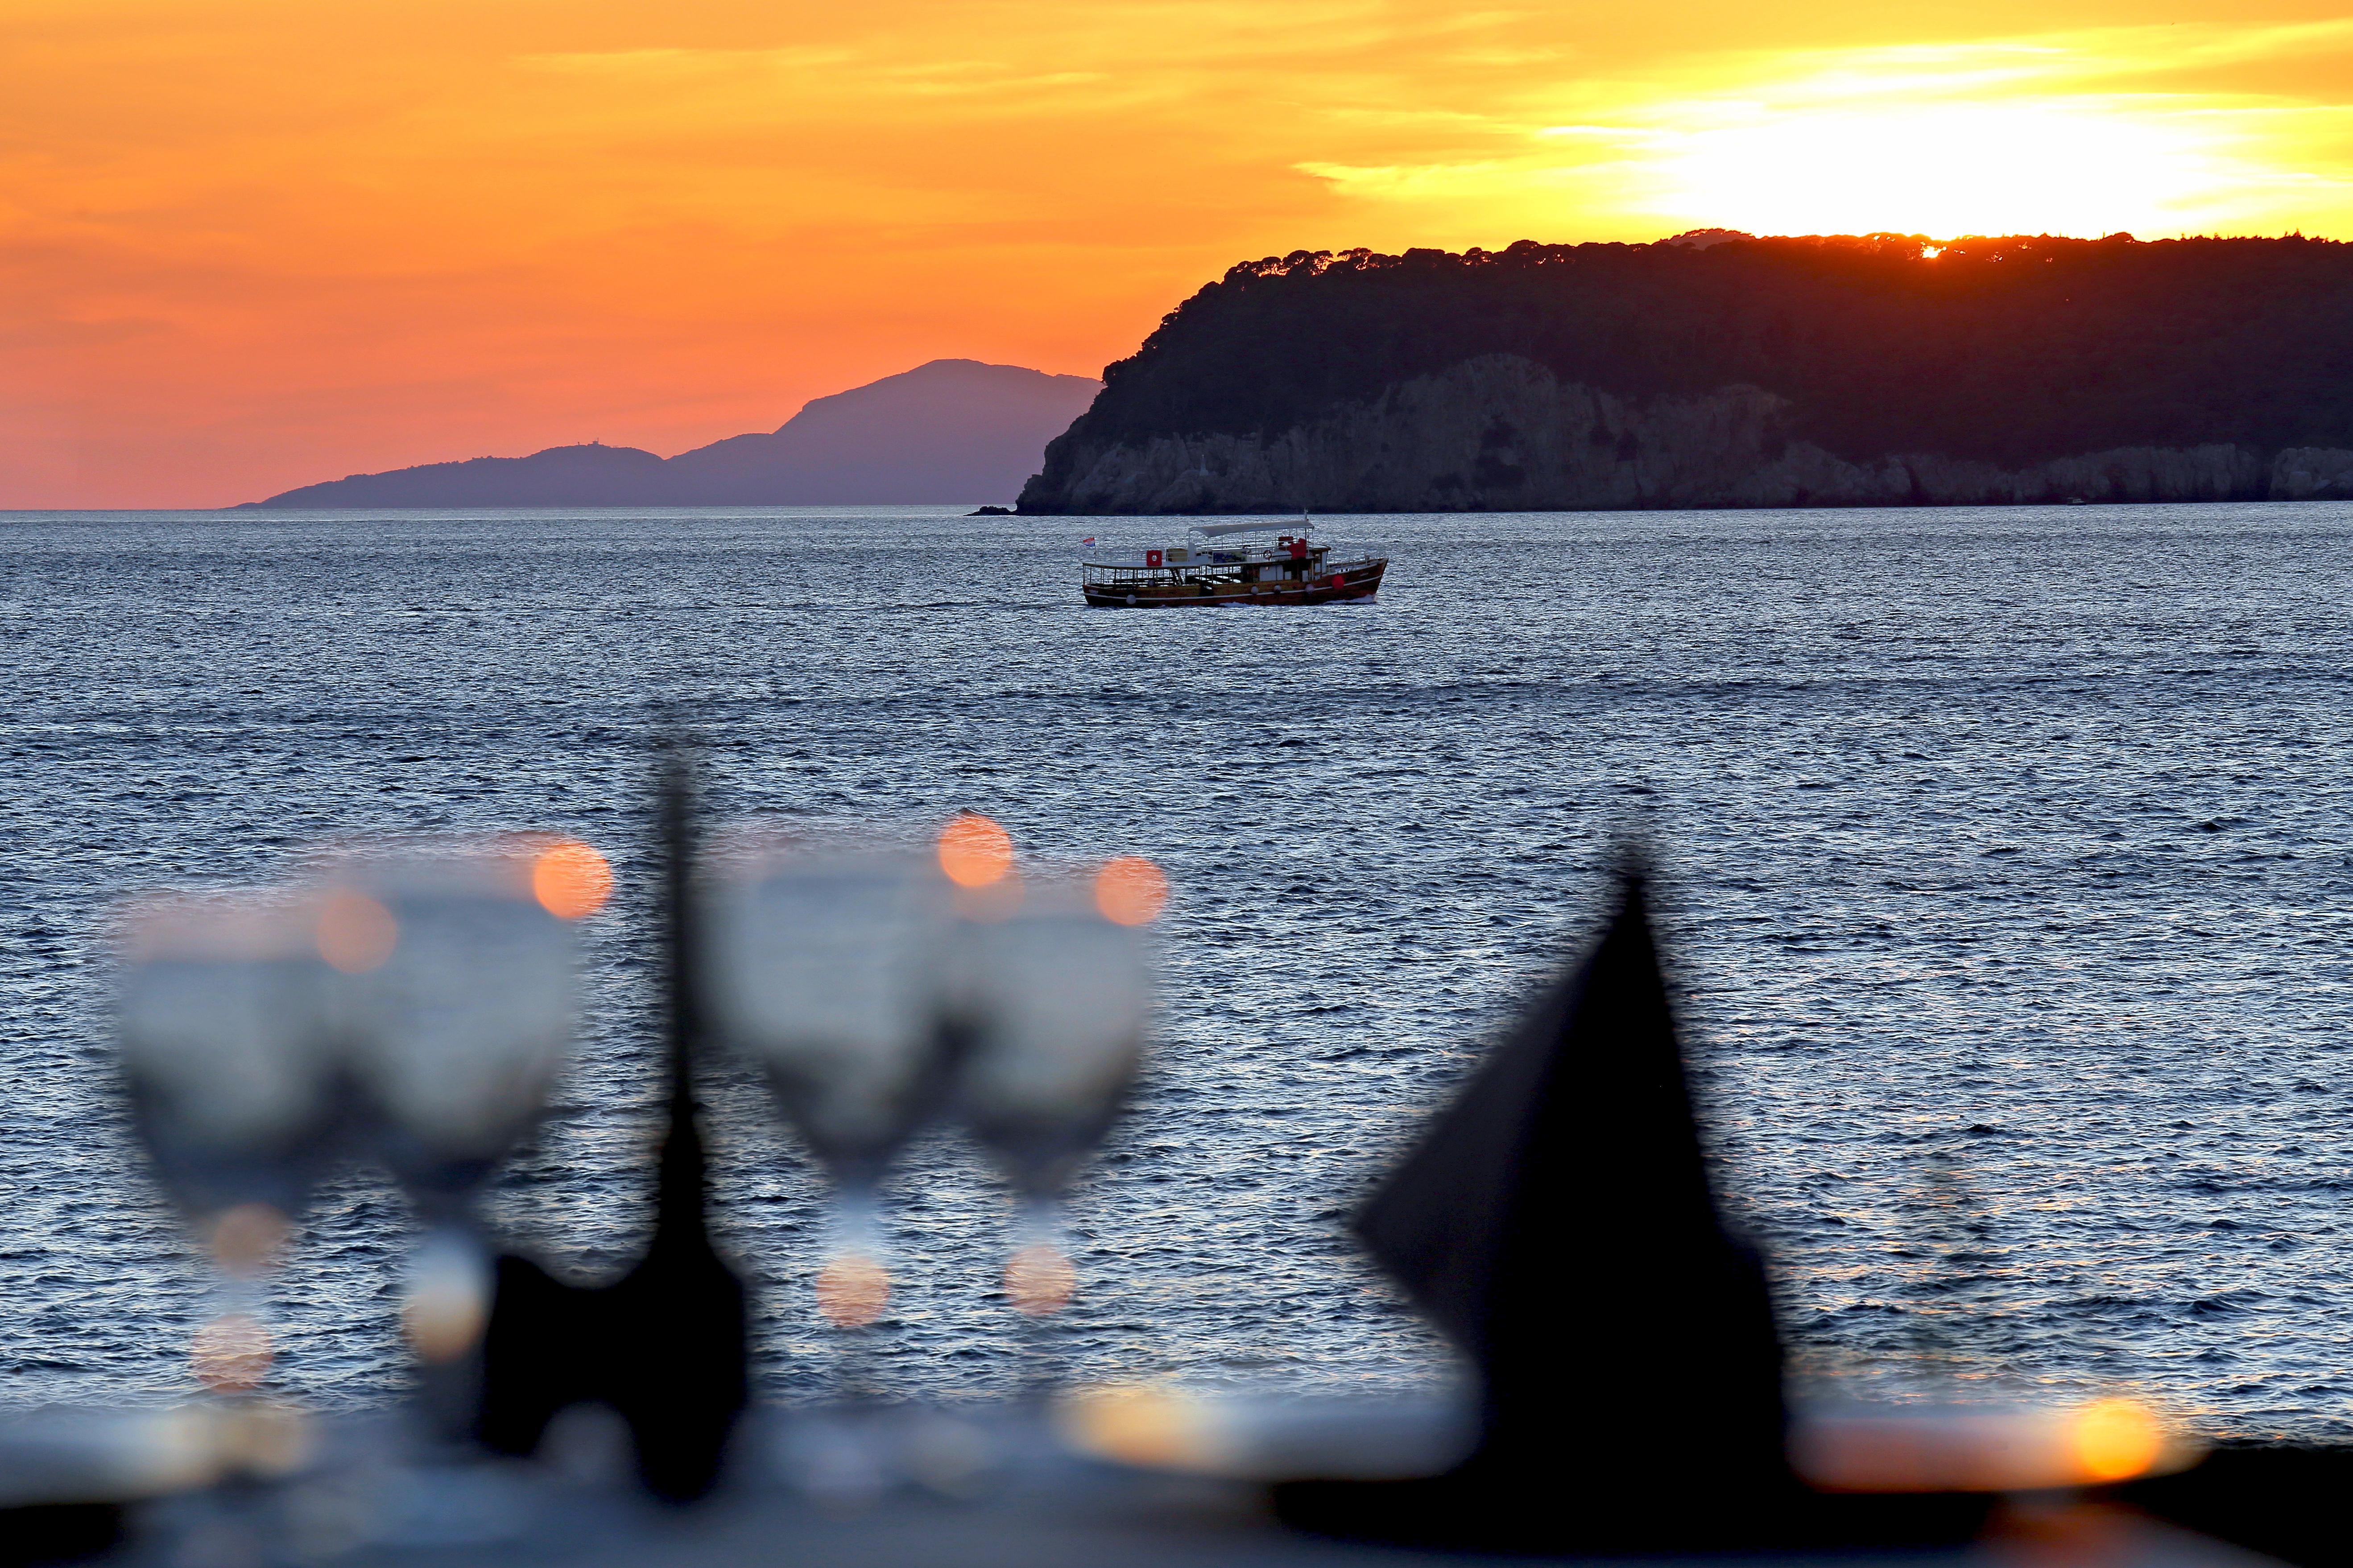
(1015, 233, 2353, 514)
(239, 359, 1099, 509)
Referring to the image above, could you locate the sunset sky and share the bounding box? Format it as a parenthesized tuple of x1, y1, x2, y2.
(7, 0, 2353, 507)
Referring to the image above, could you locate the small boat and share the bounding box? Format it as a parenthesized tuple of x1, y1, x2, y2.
(1080, 521, 1388, 607)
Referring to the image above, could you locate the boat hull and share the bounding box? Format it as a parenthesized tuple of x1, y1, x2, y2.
(1083, 560, 1387, 607)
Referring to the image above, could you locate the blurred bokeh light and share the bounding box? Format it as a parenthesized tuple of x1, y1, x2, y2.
(314, 891, 397, 974)
(938, 814, 1014, 889)
(815, 1253, 891, 1329)
(532, 838, 614, 919)
(1092, 856, 1168, 926)
(190, 1314, 273, 1395)
(206, 1203, 291, 1278)
(1005, 1241, 1078, 1317)
(2072, 1397, 2166, 1483)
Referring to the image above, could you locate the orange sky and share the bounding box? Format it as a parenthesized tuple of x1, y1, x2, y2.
(6, 0, 2352, 507)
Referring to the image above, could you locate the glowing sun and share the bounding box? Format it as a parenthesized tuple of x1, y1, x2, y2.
(1645, 99, 2233, 238)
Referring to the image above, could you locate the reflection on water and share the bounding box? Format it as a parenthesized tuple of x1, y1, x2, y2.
(1, 503, 2349, 1436)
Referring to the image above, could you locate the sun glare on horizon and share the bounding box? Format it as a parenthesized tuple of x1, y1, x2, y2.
(1639, 102, 2225, 239)
(1490, 31, 2352, 245)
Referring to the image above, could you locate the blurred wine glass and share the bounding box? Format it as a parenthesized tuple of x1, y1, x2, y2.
(951, 856, 1162, 1353)
(115, 893, 338, 1398)
(704, 837, 953, 1340)
(320, 838, 603, 1424)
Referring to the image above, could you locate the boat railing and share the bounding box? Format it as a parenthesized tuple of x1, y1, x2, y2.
(1087, 541, 1388, 568)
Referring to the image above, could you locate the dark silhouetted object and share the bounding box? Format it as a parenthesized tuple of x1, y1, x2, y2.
(2127, 1447, 2353, 1568)
(0, 1504, 122, 1566)
(1277, 868, 1984, 1550)
(477, 747, 749, 1502)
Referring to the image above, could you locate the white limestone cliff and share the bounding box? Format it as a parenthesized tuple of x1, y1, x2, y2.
(1021, 354, 2348, 513)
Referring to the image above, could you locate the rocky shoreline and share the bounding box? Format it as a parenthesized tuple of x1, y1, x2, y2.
(1020, 354, 2353, 514)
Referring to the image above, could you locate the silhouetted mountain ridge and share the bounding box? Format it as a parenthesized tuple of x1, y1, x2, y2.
(242, 359, 1100, 508)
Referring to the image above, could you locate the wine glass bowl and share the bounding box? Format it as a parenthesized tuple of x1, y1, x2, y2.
(116, 894, 338, 1231)
(705, 845, 951, 1186)
(954, 894, 1148, 1195)
(950, 867, 1158, 1320)
(703, 838, 954, 1329)
(317, 838, 591, 1387)
(323, 844, 579, 1218)
(114, 892, 341, 1394)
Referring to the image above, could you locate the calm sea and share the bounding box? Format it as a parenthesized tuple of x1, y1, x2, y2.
(2, 503, 2349, 1436)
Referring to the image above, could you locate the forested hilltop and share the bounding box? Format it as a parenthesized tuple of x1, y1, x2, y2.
(1017, 234, 2353, 514)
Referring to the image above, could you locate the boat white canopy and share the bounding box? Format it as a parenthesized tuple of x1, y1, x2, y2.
(1193, 520, 1311, 537)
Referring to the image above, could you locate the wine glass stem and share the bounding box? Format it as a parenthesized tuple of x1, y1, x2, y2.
(831, 1184, 885, 1405)
(195, 1264, 276, 1407)
(835, 1184, 882, 1261)
(403, 1220, 492, 1446)
(1012, 1196, 1068, 1404)
(212, 1267, 265, 1341)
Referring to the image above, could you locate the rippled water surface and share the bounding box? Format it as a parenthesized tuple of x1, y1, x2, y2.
(3, 503, 2350, 1434)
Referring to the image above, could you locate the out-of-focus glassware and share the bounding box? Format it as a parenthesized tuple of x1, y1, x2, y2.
(1789, 1397, 2196, 1491)
(319, 838, 600, 1419)
(1056, 1385, 1478, 1481)
(115, 893, 339, 1398)
(704, 837, 953, 1334)
(951, 857, 1161, 1332)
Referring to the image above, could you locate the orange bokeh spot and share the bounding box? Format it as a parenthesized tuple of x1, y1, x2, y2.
(316, 891, 397, 973)
(209, 1203, 292, 1277)
(815, 1253, 891, 1329)
(533, 839, 613, 919)
(939, 813, 1013, 888)
(192, 1313, 273, 1395)
(1059, 1386, 1209, 1471)
(402, 1275, 490, 1365)
(1094, 856, 1168, 926)
(1005, 1242, 1077, 1318)
(2072, 1398, 2164, 1482)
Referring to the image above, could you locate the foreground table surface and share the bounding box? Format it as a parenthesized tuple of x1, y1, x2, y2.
(92, 1424, 2279, 1568)
(372, 1494, 2270, 1568)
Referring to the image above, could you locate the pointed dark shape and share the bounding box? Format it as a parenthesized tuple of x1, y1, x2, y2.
(1279, 869, 1988, 1550)
(595, 743, 751, 1500)
(477, 743, 750, 1502)
(1358, 866, 1787, 1492)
